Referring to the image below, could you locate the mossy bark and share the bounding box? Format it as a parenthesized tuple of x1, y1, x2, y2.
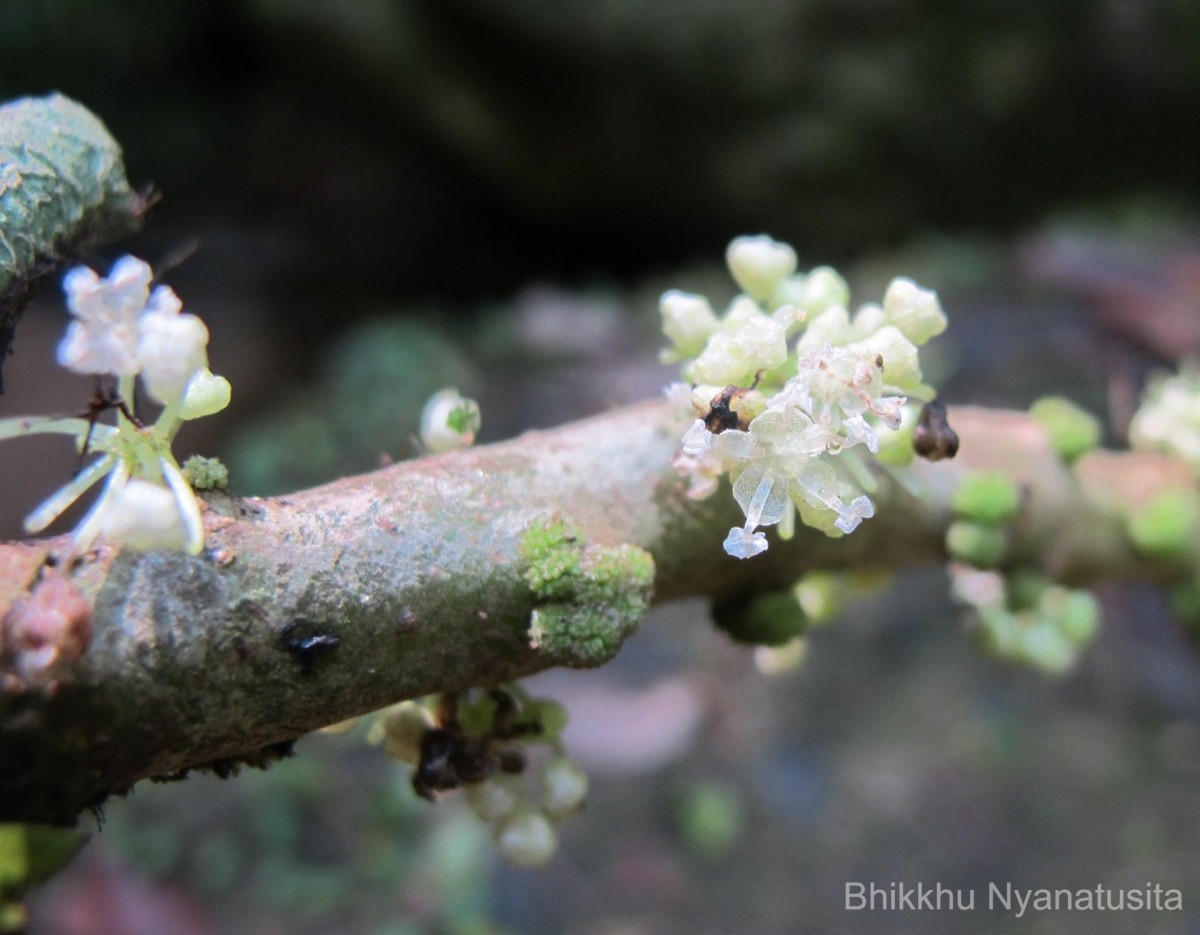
(0, 402, 1194, 823)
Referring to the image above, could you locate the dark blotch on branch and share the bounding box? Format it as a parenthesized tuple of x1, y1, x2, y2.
(280, 619, 340, 675)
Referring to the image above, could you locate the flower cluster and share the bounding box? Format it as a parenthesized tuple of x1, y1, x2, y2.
(369, 687, 588, 867)
(663, 235, 947, 558)
(0, 256, 230, 554)
(1129, 366, 1200, 474)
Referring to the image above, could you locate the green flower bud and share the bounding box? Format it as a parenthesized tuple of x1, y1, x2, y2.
(946, 521, 1008, 567)
(1126, 489, 1199, 562)
(952, 472, 1021, 526)
(466, 774, 524, 823)
(660, 290, 719, 361)
(522, 698, 568, 739)
(1014, 617, 1077, 674)
(178, 368, 232, 420)
(726, 235, 797, 303)
(377, 701, 430, 764)
(1029, 396, 1102, 462)
(804, 267, 850, 310)
(541, 756, 589, 820)
(882, 277, 947, 345)
(712, 589, 807, 647)
(792, 571, 842, 624)
(494, 810, 558, 867)
(1040, 586, 1100, 646)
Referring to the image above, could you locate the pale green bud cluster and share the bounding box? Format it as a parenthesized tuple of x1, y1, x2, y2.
(0, 257, 231, 555)
(368, 688, 588, 867)
(662, 234, 947, 558)
(950, 567, 1100, 673)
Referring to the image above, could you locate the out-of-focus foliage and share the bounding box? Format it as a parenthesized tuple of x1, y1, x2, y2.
(225, 318, 478, 493)
(2, 0, 1197, 306)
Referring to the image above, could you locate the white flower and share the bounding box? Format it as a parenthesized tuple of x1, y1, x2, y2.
(1130, 368, 1200, 472)
(100, 478, 188, 552)
(138, 295, 210, 406)
(420, 388, 481, 453)
(1, 256, 230, 556)
(662, 236, 947, 558)
(541, 756, 589, 819)
(57, 255, 154, 377)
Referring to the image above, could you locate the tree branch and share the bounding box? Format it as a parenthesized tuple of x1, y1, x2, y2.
(0, 401, 1192, 824)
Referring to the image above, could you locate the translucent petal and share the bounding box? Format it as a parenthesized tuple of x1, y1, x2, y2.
(723, 526, 769, 559)
(792, 458, 842, 510)
(733, 465, 790, 527)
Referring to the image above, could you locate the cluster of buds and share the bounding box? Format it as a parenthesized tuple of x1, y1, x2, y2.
(950, 566, 1100, 673)
(0, 257, 230, 554)
(368, 687, 588, 867)
(662, 235, 947, 558)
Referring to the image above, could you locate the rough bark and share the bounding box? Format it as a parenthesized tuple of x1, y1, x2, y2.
(0, 401, 1193, 824)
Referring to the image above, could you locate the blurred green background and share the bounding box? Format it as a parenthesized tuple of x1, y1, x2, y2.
(3, 1, 1200, 932)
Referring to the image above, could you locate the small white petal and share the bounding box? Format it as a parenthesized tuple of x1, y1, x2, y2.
(834, 495, 875, 534)
(723, 525, 769, 559)
(681, 419, 714, 457)
(101, 477, 188, 552)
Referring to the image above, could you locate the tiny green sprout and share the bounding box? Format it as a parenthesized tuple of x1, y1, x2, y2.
(712, 589, 806, 647)
(946, 521, 1008, 568)
(182, 455, 229, 491)
(1125, 488, 1199, 562)
(952, 471, 1020, 526)
(1029, 396, 1102, 462)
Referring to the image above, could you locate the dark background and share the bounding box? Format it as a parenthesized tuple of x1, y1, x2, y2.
(3, 2, 1200, 932)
